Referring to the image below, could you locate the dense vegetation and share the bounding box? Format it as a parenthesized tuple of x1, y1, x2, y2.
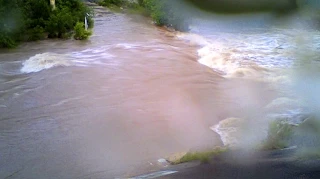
(98, 0, 190, 31)
(142, 0, 189, 31)
(0, 0, 93, 48)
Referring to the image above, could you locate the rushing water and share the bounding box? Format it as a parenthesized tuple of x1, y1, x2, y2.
(1, 3, 319, 178)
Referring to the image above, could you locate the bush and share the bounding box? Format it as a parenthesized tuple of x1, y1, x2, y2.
(46, 0, 94, 38)
(0, 0, 94, 48)
(98, 0, 125, 7)
(0, 0, 24, 48)
(45, 7, 75, 38)
(22, 0, 51, 29)
(97, 0, 189, 31)
(143, 0, 189, 31)
(74, 22, 92, 40)
(27, 25, 45, 41)
(0, 32, 17, 48)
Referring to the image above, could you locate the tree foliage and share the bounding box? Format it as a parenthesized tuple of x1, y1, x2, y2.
(141, 0, 189, 31)
(98, 0, 189, 31)
(98, 0, 125, 7)
(0, 0, 24, 47)
(0, 0, 94, 48)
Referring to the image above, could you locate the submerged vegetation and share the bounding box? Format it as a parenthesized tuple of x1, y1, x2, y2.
(0, 0, 93, 48)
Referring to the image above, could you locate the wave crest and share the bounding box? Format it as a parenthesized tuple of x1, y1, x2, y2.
(21, 52, 72, 73)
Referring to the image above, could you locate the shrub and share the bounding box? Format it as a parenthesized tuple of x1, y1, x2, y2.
(0, 32, 17, 48)
(0, 0, 94, 47)
(97, 0, 189, 31)
(46, 0, 94, 38)
(45, 7, 75, 38)
(22, 0, 51, 29)
(27, 25, 45, 41)
(137, 0, 144, 6)
(98, 0, 125, 7)
(74, 22, 92, 40)
(143, 0, 190, 31)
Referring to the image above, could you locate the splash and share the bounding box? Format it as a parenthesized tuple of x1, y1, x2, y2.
(19, 43, 128, 73)
(176, 28, 320, 150)
(177, 32, 270, 79)
(210, 117, 243, 147)
(21, 52, 72, 73)
(176, 33, 210, 47)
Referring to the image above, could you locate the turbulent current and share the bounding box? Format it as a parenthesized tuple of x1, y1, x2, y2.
(1, 3, 319, 178)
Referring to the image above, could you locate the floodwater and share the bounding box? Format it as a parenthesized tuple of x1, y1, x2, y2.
(0, 2, 319, 178)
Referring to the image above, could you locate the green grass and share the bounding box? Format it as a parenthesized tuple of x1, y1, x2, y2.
(169, 147, 228, 164)
(260, 121, 295, 150)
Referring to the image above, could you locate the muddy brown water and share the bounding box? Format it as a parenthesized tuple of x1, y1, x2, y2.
(0, 4, 282, 178)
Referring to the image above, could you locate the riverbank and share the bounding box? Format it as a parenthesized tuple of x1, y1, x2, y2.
(131, 116, 320, 178)
(155, 148, 320, 178)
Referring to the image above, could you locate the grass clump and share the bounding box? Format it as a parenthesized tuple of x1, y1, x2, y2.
(170, 147, 228, 164)
(260, 120, 294, 150)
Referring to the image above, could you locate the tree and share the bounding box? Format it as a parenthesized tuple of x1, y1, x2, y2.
(50, 0, 56, 10)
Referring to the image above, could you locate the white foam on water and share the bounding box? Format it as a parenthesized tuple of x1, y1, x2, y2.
(21, 52, 73, 73)
(177, 31, 302, 148)
(176, 33, 210, 47)
(176, 29, 320, 149)
(265, 97, 302, 113)
(211, 116, 279, 149)
(211, 98, 308, 149)
(20, 44, 127, 73)
(264, 96, 310, 125)
(177, 32, 269, 79)
(176, 28, 309, 80)
(115, 43, 138, 49)
(197, 45, 239, 75)
(210, 117, 243, 147)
